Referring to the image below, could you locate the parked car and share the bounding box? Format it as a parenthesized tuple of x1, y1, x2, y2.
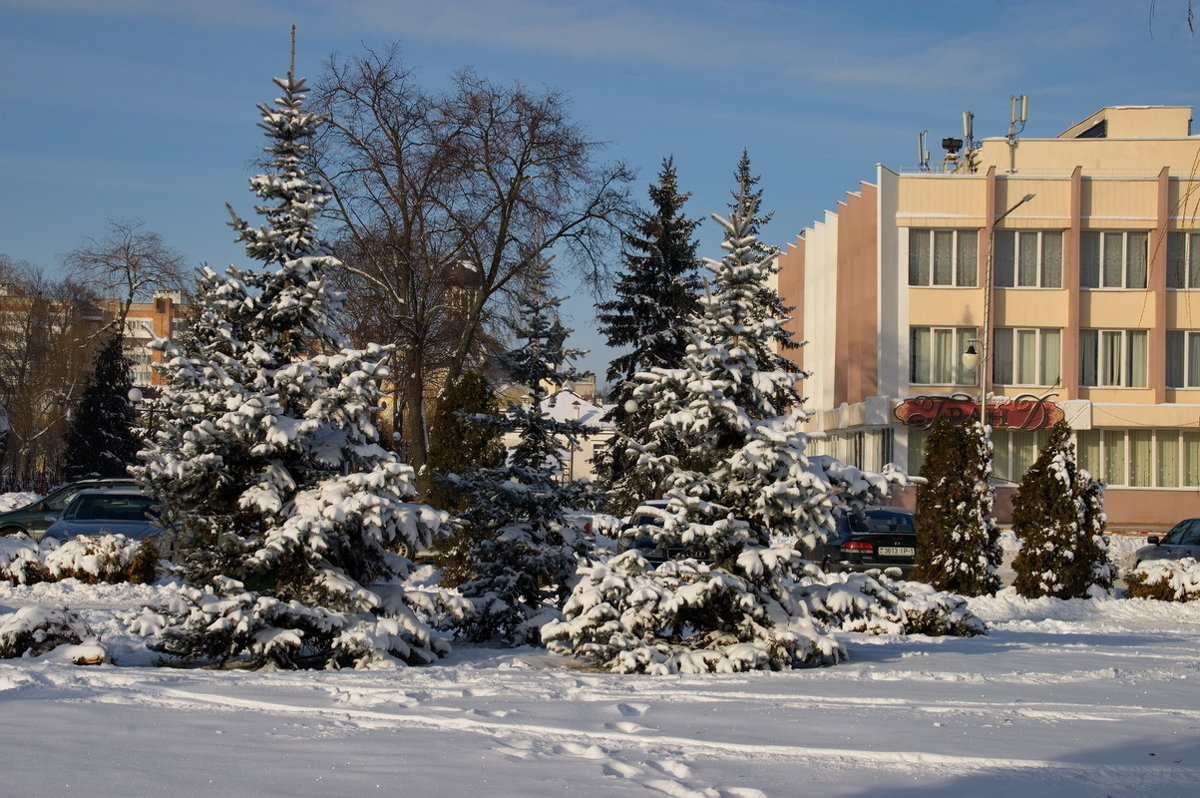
(42, 489, 161, 545)
(616, 500, 684, 564)
(809, 506, 919, 575)
(0, 478, 139, 540)
(1134, 518, 1200, 566)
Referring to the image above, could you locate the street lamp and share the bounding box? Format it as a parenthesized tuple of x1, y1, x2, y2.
(975, 192, 1036, 424)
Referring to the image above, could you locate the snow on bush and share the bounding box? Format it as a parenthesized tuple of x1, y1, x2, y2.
(0, 492, 40, 512)
(2, 534, 159, 586)
(0, 605, 105, 663)
(127, 575, 459, 670)
(1125, 557, 1200, 602)
(796, 569, 986, 637)
(543, 548, 843, 674)
(42, 535, 159, 585)
(0, 534, 47, 585)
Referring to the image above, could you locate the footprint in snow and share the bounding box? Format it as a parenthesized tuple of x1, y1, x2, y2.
(617, 702, 649, 717)
(602, 761, 644, 779)
(491, 742, 536, 760)
(605, 721, 651, 733)
(650, 759, 692, 778)
(472, 709, 514, 719)
(554, 742, 608, 760)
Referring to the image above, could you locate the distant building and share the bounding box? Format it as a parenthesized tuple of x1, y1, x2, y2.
(500, 388, 613, 482)
(96, 292, 189, 386)
(778, 105, 1200, 529)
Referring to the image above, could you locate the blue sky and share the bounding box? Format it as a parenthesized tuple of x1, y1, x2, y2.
(3, 0, 1199, 379)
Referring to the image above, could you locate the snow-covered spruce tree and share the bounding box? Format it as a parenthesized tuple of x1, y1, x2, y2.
(726, 150, 801, 378)
(444, 257, 601, 645)
(1011, 420, 1113, 598)
(63, 331, 141, 480)
(911, 416, 1001, 596)
(426, 369, 506, 587)
(544, 179, 906, 674)
(130, 48, 448, 669)
(594, 157, 703, 512)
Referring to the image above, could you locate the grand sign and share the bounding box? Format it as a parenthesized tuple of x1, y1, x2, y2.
(893, 392, 1064, 430)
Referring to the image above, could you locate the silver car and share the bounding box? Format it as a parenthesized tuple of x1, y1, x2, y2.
(42, 489, 160, 544)
(1134, 518, 1200, 566)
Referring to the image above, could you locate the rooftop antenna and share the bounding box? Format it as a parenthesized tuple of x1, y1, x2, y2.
(918, 130, 931, 172)
(960, 110, 978, 173)
(1007, 94, 1028, 173)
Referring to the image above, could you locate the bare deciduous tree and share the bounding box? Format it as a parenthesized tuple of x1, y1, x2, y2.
(64, 218, 187, 334)
(309, 46, 633, 486)
(0, 255, 99, 484)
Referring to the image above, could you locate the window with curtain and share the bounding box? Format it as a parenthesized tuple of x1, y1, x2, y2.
(1168, 231, 1200, 289)
(909, 326, 977, 385)
(1167, 330, 1200, 388)
(1158, 430, 1180, 487)
(1080, 230, 1149, 289)
(908, 229, 978, 286)
(993, 328, 1062, 386)
(1080, 329, 1147, 387)
(994, 230, 1063, 288)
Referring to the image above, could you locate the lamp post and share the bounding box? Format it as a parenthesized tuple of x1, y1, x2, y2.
(972, 192, 1036, 424)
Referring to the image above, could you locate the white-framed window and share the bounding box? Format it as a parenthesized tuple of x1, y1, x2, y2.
(910, 326, 977, 385)
(993, 230, 1063, 288)
(1167, 232, 1200, 289)
(1079, 329, 1147, 387)
(1167, 330, 1200, 387)
(1078, 428, 1200, 487)
(1080, 231, 1148, 289)
(908, 229, 978, 287)
(993, 328, 1061, 386)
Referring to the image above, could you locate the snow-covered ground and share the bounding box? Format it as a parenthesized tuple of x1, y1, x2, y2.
(3, 551, 1198, 797)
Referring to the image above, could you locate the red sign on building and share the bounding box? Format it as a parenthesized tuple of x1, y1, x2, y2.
(894, 393, 1064, 430)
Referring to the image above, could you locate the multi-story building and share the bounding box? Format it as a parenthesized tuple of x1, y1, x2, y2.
(778, 105, 1200, 529)
(97, 292, 188, 387)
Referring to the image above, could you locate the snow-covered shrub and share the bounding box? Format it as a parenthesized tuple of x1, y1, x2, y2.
(912, 416, 1001, 596)
(543, 548, 843, 674)
(1011, 420, 1112, 599)
(0, 534, 47, 585)
(796, 570, 986, 637)
(0, 606, 96, 659)
(42, 534, 159, 585)
(1125, 558, 1200, 602)
(129, 576, 453, 669)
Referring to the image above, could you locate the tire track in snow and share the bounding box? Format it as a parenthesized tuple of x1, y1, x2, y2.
(103, 682, 1200, 792)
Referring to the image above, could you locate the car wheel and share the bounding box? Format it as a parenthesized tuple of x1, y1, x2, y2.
(0, 526, 25, 537)
(393, 540, 412, 559)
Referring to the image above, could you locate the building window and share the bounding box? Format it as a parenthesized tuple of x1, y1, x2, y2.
(1168, 232, 1200, 289)
(908, 229, 978, 287)
(1167, 330, 1200, 387)
(910, 326, 977, 385)
(1078, 428, 1200, 487)
(993, 230, 1063, 287)
(993, 328, 1061, 386)
(1079, 329, 1147, 387)
(991, 428, 1050, 485)
(1080, 231, 1148, 289)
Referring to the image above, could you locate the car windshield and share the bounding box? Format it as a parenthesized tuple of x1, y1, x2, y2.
(68, 494, 154, 521)
(1160, 520, 1199, 545)
(849, 511, 915, 535)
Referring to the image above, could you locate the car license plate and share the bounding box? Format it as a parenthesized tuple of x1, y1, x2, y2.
(878, 546, 914, 557)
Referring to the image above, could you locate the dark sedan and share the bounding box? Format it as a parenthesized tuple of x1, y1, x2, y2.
(810, 506, 918, 575)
